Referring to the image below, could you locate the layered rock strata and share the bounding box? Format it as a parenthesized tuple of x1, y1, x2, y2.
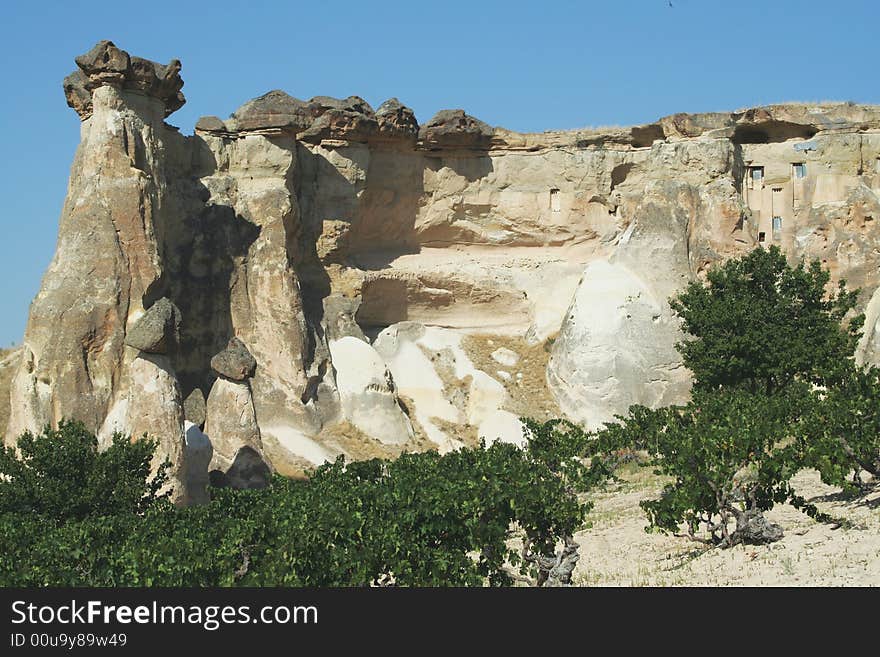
(7, 41, 880, 490)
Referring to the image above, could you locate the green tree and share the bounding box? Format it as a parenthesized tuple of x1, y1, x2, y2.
(631, 387, 808, 546)
(796, 364, 880, 486)
(670, 245, 862, 394)
(0, 419, 168, 520)
(592, 247, 875, 548)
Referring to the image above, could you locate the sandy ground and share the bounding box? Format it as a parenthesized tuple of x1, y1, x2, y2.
(572, 464, 880, 586)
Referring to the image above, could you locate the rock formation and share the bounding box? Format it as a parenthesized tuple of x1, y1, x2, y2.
(6, 41, 880, 492)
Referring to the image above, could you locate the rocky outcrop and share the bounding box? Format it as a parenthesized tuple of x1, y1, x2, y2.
(8, 40, 880, 492)
(7, 42, 186, 451)
(65, 40, 184, 119)
(210, 337, 257, 381)
(418, 110, 494, 150)
(123, 353, 189, 504)
(124, 298, 181, 354)
(203, 341, 270, 489)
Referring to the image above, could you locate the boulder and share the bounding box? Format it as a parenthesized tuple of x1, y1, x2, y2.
(194, 115, 227, 132)
(210, 337, 257, 381)
(225, 446, 272, 489)
(183, 388, 207, 426)
(298, 96, 378, 144)
(375, 98, 419, 141)
(124, 298, 181, 354)
(229, 90, 313, 132)
(75, 40, 130, 86)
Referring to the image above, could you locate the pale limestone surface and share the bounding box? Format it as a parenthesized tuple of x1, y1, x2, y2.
(328, 336, 413, 445)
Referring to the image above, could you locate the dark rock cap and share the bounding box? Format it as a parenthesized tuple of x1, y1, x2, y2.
(65, 40, 185, 120)
(210, 337, 257, 381)
(229, 90, 313, 132)
(298, 107, 379, 144)
(195, 115, 227, 132)
(124, 297, 181, 354)
(376, 98, 419, 141)
(418, 109, 494, 149)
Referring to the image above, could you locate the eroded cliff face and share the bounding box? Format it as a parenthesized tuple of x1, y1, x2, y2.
(6, 41, 880, 494)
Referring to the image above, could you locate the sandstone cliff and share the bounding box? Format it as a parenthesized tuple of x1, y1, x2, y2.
(7, 41, 880, 496)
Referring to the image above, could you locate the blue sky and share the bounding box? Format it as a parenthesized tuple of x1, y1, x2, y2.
(1, 0, 878, 346)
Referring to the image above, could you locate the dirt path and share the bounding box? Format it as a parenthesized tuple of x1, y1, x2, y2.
(573, 465, 880, 586)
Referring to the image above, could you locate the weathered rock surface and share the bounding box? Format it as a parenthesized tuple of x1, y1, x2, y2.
(7, 42, 185, 448)
(7, 40, 880, 489)
(124, 298, 181, 354)
(418, 109, 494, 149)
(123, 353, 189, 504)
(0, 348, 22, 440)
(328, 336, 413, 445)
(210, 337, 257, 381)
(203, 376, 269, 489)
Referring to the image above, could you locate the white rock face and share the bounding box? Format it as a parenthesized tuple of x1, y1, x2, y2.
(184, 421, 212, 504)
(478, 410, 526, 447)
(261, 424, 337, 467)
(374, 322, 520, 451)
(547, 259, 690, 430)
(328, 336, 414, 445)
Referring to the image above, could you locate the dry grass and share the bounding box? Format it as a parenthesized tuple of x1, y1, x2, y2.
(430, 416, 480, 448)
(462, 333, 561, 422)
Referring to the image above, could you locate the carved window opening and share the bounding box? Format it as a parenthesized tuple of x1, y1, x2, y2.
(746, 166, 764, 190)
(772, 216, 782, 240)
(792, 162, 806, 179)
(758, 231, 766, 243)
(550, 188, 561, 212)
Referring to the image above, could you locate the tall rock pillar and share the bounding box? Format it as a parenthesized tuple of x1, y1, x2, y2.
(6, 41, 187, 478)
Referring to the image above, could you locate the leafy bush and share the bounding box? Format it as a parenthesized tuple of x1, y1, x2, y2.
(795, 364, 880, 487)
(0, 421, 600, 587)
(0, 419, 168, 519)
